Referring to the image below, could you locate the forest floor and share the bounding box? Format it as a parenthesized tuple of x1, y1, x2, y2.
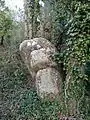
(0, 45, 64, 120)
(0, 45, 89, 120)
(0, 45, 32, 120)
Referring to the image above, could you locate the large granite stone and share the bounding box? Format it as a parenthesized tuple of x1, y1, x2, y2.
(36, 67, 61, 98)
(19, 38, 61, 98)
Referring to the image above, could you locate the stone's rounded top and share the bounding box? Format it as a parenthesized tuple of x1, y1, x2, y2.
(19, 37, 57, 74)
(19, 38, 56, 53)
(19, 40, 31, 51)
(31, 38, 55, 49)
(19, 38, 57, 70)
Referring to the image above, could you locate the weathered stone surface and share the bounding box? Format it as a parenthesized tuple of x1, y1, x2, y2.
(36, 67, 61, 98)
(19, 38, 61, 98)
(30, 49, 56, 72)
(19, 38, 55, 53)
(30, 49, 49, 71)
(19, 38, 56, 76)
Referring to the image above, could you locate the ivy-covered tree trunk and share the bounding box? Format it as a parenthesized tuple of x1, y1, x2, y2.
(24, 0, 33, 39)
(24, 0, 40, 39)
(24, 0, 52, 40)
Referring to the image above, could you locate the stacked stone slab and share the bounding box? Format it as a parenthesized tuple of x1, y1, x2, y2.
(19, 38, 61, 98)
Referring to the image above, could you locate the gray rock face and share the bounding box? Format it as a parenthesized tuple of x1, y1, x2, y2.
(36, 67, 61, 98)
(19, 38, 61, 97)
(31, 49, 49, 71)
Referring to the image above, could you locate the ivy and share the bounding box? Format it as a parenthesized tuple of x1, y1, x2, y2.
(51, 0, 90, 118)
(62, 1, 90, 118)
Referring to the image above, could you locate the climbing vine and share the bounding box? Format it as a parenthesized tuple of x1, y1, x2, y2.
(24, 0, 40, 39)
(52, 0, 90, 119)
(65, 2, 90, 118)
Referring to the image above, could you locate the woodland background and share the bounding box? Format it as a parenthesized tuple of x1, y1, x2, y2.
(0, 0, 90, 120)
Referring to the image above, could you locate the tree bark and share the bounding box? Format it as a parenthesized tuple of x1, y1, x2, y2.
(1, 36, 4, 45)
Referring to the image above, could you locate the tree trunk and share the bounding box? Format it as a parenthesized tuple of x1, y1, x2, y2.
(1, 36, 4, 45)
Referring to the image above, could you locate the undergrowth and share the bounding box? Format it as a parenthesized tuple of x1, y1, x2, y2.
(0, 40, 62, 120)
(0, 47, 62, 120)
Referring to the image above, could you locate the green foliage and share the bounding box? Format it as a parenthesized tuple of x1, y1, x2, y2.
(0, 51, 62, 120)
(0, 0, 5, 9)
(0, 10, 13, 37)
(0, 11, 27, 119)
(87, 116, 90, 120)
(25, 0, 40, 38)
(0, 8, 62, 119)
(85, 61, 90, 77)
(0, 0, 13, 45)
(0, 47, 28, 120)
(51, 0, 90, 118)
(65, 1, 89, 118)
(13, 89, 62, 120)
